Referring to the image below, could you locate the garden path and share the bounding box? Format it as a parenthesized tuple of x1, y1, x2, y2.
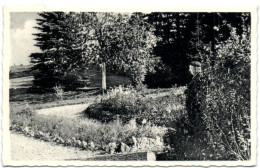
(36, 103, 91, 118)
(10, 132, 94, 161)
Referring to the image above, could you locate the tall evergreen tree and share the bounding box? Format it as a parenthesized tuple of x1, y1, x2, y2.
(30, 12, 89, 90)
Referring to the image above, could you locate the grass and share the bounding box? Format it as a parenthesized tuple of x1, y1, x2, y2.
(9, 64, 182, 154)
(9, 65, 36, 79)
(9, 65, 131, 107)
(10, 65, 131, 87)
(87, 67, 132, 88)
(10, 104, 167, 152)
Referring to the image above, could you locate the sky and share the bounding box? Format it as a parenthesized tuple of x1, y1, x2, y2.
(10, 12, 41, 66)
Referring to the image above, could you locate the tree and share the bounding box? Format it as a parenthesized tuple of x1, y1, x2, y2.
(74, 12, 158, 91)
(189, 12, 251, 65)
(143, 12, 250, 88)
(30, 12, 89, 90)
(144, 13, 197, 87)
(30, 12, 158, 91)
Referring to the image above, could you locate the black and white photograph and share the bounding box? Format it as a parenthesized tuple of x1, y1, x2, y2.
(2, 5, 257, 166)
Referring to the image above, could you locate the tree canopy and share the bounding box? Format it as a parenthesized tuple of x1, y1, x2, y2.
(30, 12, 158, 90)
(144, 12, 250, 88)
(30, 12, 250, 90)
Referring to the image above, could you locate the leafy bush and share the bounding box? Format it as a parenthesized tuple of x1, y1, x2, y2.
(53, 85, 64, 100)
(168, 26, 251, 160)
(84, 85, 186, 127)
(61, 72, 89, 91)
(200, 27, 251, 160)
(32, 68, 88, 91)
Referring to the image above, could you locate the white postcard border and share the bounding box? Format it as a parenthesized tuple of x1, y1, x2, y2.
(2, 5, 258, 166)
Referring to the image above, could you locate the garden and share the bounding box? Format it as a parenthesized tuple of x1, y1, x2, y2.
(9, 11, 251, 161)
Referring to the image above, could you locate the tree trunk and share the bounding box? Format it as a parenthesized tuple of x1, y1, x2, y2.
(210, 13, 216, 66)
(101, 62, 107, 94)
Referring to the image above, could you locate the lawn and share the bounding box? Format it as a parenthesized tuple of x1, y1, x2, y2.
(9, 65, 36, 79)
(10, 65, 131, 104)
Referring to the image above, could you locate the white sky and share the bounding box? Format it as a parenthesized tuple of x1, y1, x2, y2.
(10, 12, 41, 66)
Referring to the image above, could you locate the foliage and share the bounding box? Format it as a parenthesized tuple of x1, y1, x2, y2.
(144, 13, 250, 87)
(76, 12, 158, 86)
(30, 12, 89, 90)
(30, 12, 158, 90)
(144, 13, 197, 87)
(168, 18, 251, 160)
(144, 61, 193, 88)
(53, 85, 64, 100)
(84, 86, 186, 127)
(61, 72, 88, 91)
(189, 13, 251, 64)
(201, 26, 251, 160)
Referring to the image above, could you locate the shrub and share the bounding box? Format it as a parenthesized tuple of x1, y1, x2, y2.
(202, 28, 250, 160)
(84, 85, 186, 127)
(201, 29, 250, 160)
(169, 27, 251, 160)
(32, 69, 88, 91)
(61, 72, 88, 91)
(53, 85, 64, 100)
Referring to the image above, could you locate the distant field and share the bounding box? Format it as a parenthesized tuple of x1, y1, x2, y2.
(9, 65, 35, 79)
(9, 65, 35, 89)
(10, 76, 34, 89)
(9, 65, 132, 90)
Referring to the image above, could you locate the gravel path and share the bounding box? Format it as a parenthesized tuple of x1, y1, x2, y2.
(11, 103, 95, 161)
(11, 132, 94, 161)
(36, 103, 90, 118)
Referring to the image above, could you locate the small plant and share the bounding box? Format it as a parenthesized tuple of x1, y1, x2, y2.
(135, 83, 148, 92)
(14, 103, 36, 117)
(53, 85, 64, 100)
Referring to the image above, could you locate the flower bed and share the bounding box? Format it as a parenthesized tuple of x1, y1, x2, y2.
(84, 86, 186, 127)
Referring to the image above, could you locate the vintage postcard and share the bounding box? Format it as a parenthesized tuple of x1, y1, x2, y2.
(2, 5, 257, 166)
